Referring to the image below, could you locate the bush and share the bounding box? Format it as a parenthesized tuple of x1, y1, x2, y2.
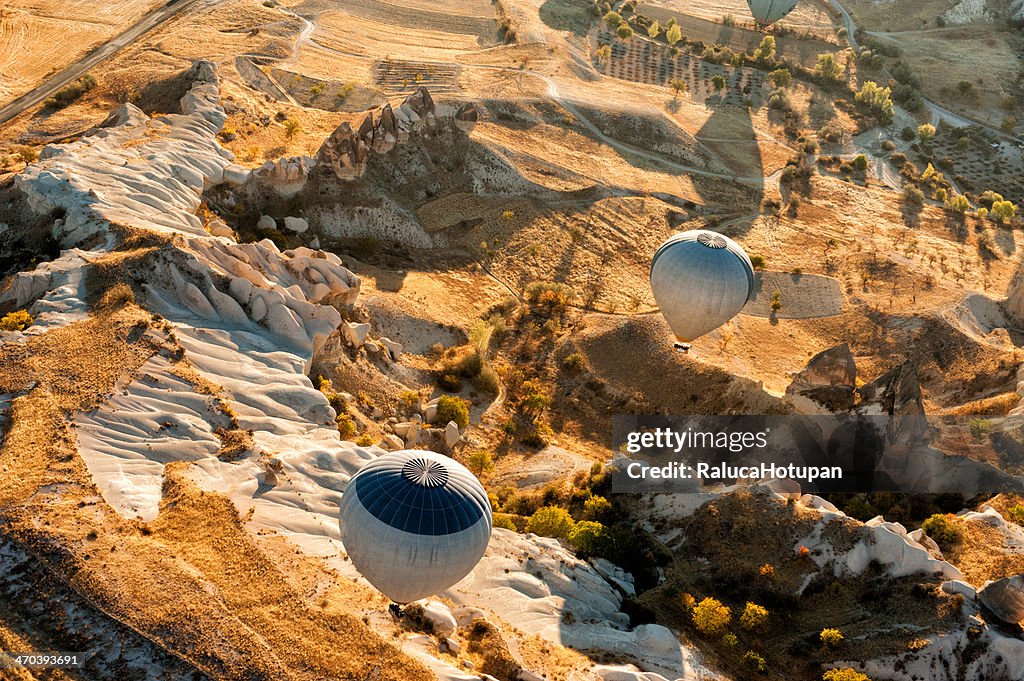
(527, 506, 576, 539)
(854, 81, 894, 124)
(335, 413, 357, 439)
(823, 670, 871, 681)
(616, 24, 634, 40)
(902, 185, 925, 206)
(568, 520, 611, 556)
(563, 352, 587, 371)
(525, 282, 575, 315)
(740, 602, 768, 630)
(439, 374, 463, 392)
(692, 597, 731, 636)
(45, 74, 97, 109)
(768, 68, 792, 88)
(749, 254, 767, 270)
(583, 495, 612, 520)
(743, 651, 767, 673)
(1007, 504, 1024, 526)
(493, 513, 518, 531)
(852, 154, 868, 172)
(820, 628, 845, 647)
(473, 364, 500, 395)
(435, 395, 470, 428)
(922, 513, 961, 548)
(0, 310, 33, 332)
(355, 434, 374, 447)
(918, 123, 936, 143)
(901, 126, 917, 141)
(881, 139, 896, 152)
(814, 53, 842, 83)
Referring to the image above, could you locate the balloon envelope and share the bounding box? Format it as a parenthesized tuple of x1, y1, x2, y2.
(746, 0, 800, 27)
(650, 231, 755, 345)
(339, 450, 492, 604)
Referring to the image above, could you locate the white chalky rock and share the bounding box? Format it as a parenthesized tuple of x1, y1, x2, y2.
(420, 600, 457, 637)
(256, 215, 277, 231)
(445, 421, 461, 450)
(380, 337, 403, 360)
(344, 322, 370, 348)
(284, 216, 309, 234)
(223, 164, 250, 187)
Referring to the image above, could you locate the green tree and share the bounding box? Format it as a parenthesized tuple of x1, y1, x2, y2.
(918, 123, 936, 143)
(527, 506, 576, 539)
(603, 11, 622, 26)
(692, 597, 731, 636)
(814, 53, 842, 83)
(595, 44, 612, 64)
(283, 118, 301, 140)
(616, 23, 634, 40)
(670, 79, 689, 100)
(468, 450, 494, 476)
(647, 20, 661, 38)
(753, 36, 776, 62)
(946, 193, 970, 213)
(852, 154, 869, 172)
(711, 75, 726, 93)
(992, 199, 1018, 223)
(768, 68, 792, 88)
(666, 23, 682, 46)
(854, 81, 894, 124)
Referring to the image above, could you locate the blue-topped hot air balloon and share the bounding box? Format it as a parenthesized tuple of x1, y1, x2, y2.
(339, 450, 492, 604)
(747, 0, 800, 29)
(650, 230, 755, 352)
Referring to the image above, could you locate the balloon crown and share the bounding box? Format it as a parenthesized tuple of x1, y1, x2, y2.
(697, 232, 728, 249)
(401, 457, 450, 487)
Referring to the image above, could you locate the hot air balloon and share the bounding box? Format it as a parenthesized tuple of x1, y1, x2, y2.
(746, 0, 800, 29)
(649, 230, 755, 352)
(339, 450, 492, 604)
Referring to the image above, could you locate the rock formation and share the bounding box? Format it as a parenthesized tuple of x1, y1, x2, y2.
(785, 342, 857, 411)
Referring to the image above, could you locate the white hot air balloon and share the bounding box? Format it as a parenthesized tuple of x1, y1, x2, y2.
(650, 230, 755, 352)
(339, 450, 492, 604)
(746, 0, 800, 29)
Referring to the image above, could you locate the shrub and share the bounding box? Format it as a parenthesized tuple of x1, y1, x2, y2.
(922, 513, 961, 548)
(854, 81, 894, 124)
(814, 53, 842, 82)
(493, 513, 518, 531)
(527, 506, 576, 539)
(468, 449, 494, 475)
(692, 597, 731, 636)
(769, 68, 792, 88)
(616, 24, 634, 40)
(902, 185, 925, 205)
(969, 417, 994, 440)
(355, 434, 374, 447)
(603, 11, 622, 25)
(0, 310, 33, 332)
(583, 495, 612, 520)
(473, 364, 500, 395)
(283, 118, 301, 140)
(563, 352, 587, 371)
(568, 520, 610, 556)
(666, 23, 682, 46)
(749, 254, 767, 270)
(439, 373, 463, 392)
(881, 139, 896, 152)
(820, 628, 845, 647)
(740, 602, 768, 630)
(1007, 504, 1024, 526)
(45, 74, 97, 109)
(743, 651, 767, 673)
(852, 154, 868, 172)
(918, 123, 936, 143)
(501, 209, 516, 221)
(525, 282, 575, 315)
(991, 200, 1017, 223)
(435, 395, 470, 428)
(335, 413, 357, 439)
(722, 632, 738, 647)
(823, 670, 872, 681)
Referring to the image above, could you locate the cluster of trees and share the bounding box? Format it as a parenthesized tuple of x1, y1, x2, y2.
(45, 74, 97, 109)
